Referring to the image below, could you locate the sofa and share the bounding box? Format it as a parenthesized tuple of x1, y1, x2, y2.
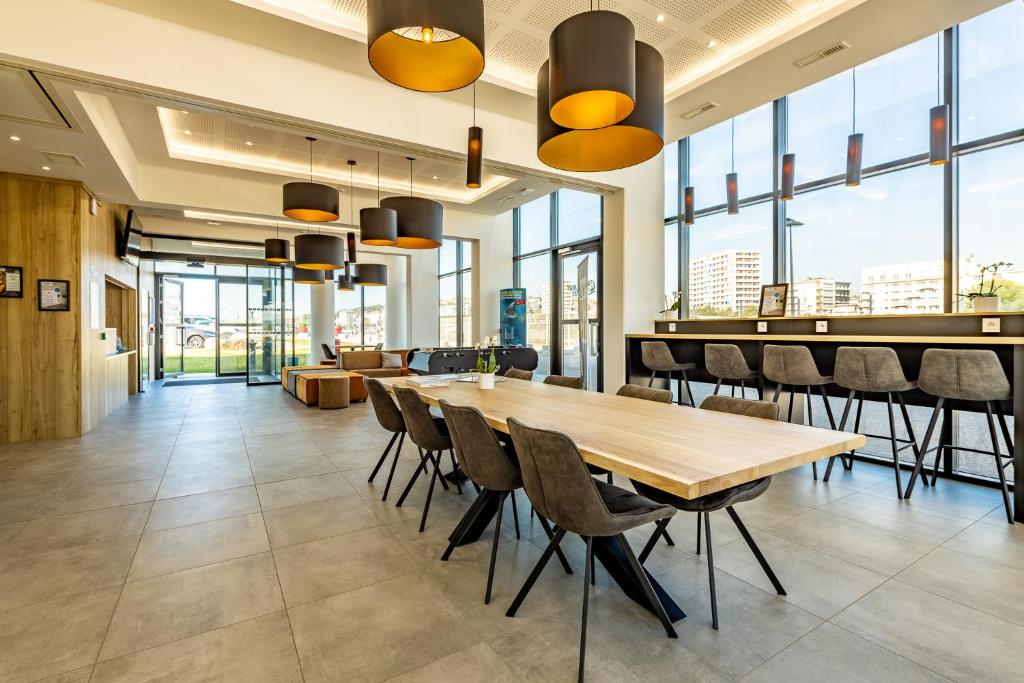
(282, 349, 410, 406)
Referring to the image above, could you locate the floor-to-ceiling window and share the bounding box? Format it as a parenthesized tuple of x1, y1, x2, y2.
(438, 237, 472, 347)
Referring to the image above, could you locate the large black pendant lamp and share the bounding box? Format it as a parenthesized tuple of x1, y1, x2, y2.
(284, 137, 339, 222)
(293, 266, 325, 285)
(846, 69, 864, 187)
(929, 35, 950, 166)
(726, 118, 739, 215)
(537, 41, 663, 172)
(338, 261, 355, 291)
(467, 82, 483, 189)
(360, 152, 398, 246)
(264, 222, 290, 263)
(548, 7, 636, 130)
(381, 157, 443, 249)
(367, 0, 485, 93)
(355, 263, 388, 287)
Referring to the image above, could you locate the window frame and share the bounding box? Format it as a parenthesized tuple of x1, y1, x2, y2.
(438, 237, 472, 347)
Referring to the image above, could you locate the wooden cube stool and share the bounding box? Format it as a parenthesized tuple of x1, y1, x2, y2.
(319, 375, 351, 410)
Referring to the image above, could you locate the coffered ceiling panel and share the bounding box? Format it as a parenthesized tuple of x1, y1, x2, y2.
(231, 0, 851, 95)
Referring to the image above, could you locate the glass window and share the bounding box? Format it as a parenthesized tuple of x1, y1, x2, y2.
(557, 189, 601, 244)
(664, 142, 679, 219)
(460, 270, 473, 344)
(518, 195, 551, 254)
(438, 239, 458, 275)
(788, 165, 944, 316)
(958, 1, 1024, 142)
(362, 285, 386, 349)
(335, 288, 362, 346)
(688, 202, 772, 318)
(438, 275, 458, 347)
(689, 103, 773, 209)
(518, 254, 551, 377)
(438, 238, 472, 346)
(664, 222, 679, 312)
(460, 240, 472, 268)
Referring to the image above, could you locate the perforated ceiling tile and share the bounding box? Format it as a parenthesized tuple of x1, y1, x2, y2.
(485, 17, 500, 37)
(647, 0, 728, 24)
(521, 2, 578, 34)
(703, 0, 798, 46)
(327, 0, 366, 20)
(489, 29, 548, 75)
(622, 8, 676, 45)
(484, 0, 521, 16)
(662, 36, 719, 81)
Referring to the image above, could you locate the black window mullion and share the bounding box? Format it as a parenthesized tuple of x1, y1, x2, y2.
(678, 139, 689, 319)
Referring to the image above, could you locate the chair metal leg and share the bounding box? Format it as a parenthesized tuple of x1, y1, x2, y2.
(739, 378, 745, 399)
(714, 378, 722, 395)
(485, 493, 506, 604)
(805, 386, 818, 480)
(726, 507, 785, 595)
(786, 386, 795, 423)
(536, 515, 573, 574)
(825, 390, 856, 481)
(617, 533, 678, 638)
(994, 401, 1015, 455)
(507, 527, 567, 616)
(772, 384, 782, 403)
(907, 399, 943, 498)
(579, 536, 594, 683)
(663, 530, 675, 546)
(897, 391, 927, 487)
(395, 446, 429, 507)
(510, 491, 521, 539)
(704, 511, 719, 630)
(681, 369, 696, 408)
(368, 432, 399, 482)
(648, 369, 656, 388)
(731, 381, 736, 397)
(819, 385, 837, 430)
(589, 545, 596, 585)
(695, 511, 702, 555)
(381, 432, 405, 501)
(418, 451, 443, 532)
(985, 401, 1015, 525)
(885, 393, 905, 499)
(448, 449, 463, 495)
(638, 518, 670, 564)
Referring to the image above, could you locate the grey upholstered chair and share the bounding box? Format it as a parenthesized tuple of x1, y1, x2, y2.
(762, 344, 836, 479)
(505, 417, 678, 679)
(704, 343, 760, 400)
(824, 347, 922, 498)
(321, 343, 337, 362)
(392, 386, 456, 532)
(641, 341, 697, 406)
(365, 378, 407, 501)
(543, 374, 585, 390)
(616, 384, 673, 403)
(907, 349, 1015, 523)
(504, 367, 534, 381)
(439, 400, 570, 603)
(635, 395, 786, 630)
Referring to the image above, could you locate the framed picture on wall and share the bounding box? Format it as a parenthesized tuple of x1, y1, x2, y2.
(0, 266, 23, 298)
(758, 284, 789, 318)
(38, 279, 71, 312)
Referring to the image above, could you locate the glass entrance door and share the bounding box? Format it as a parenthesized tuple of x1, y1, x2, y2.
(246, 266, 285, 385)
(160, 277, 185, 378)
(216, 279, 247, 376)
(558, 246, 600, 391)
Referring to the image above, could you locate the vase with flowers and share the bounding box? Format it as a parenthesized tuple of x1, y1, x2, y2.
(961, 261, 1012, 313)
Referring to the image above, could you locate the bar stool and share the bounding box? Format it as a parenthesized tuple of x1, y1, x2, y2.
(762, 344, 836, 479)
(705, 343, 760, 399)
(824, 346, 923, 499)
(641, 341, 697, 407)
(907, 349, 1015, 524)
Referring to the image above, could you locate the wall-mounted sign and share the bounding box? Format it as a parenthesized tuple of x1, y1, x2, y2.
(38, 279, 71, 312)
(0, 266, 23, 298)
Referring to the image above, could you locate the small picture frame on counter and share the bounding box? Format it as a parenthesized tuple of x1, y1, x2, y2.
(758, 284, 788, 318)
(0, 265, 23, 298)
(38, 279, 71, 312)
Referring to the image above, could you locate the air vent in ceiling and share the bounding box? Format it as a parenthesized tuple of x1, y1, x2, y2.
(499, 187, 535, 203)
(793, 41, 851, 68)
(42, 151, 83, 167)
(680, 101, 720, 120)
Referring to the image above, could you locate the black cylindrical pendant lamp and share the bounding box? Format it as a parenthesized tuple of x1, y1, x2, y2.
(360, 207, 398, 246)
(346, 232, 357, 264)
(549, 10, 635, 130)
(355, 263, 388, 287)
(467, 125, 483, 188)
(846, 133, 864, 187)
(293, 266, 325, 285)
(726, 173, 739, 215)
(382, 196, 443, 249)
(683, 186, 695, 225)
(781, 153, 796, 201)
(294, 233, 345, 270)
(264, 238, 290, 263)
(537, 42, 663, 172)
(929, 104, 950, 165)
(337, 273, 355, 291)
(283, 182, 339, 222)
(367, 0, 485, 93)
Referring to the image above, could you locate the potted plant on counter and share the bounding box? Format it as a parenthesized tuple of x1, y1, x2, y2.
(660, 291, 681, 320)
(476, 346, 498, 390)
(962, 261, 1012, 313)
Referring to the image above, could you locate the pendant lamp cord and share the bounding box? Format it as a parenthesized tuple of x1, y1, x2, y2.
(936, 34, 941, 106)
(308, 138, 313, 183)
(350, 162, 355, 226)
(409, 158, 413, 197)
(851, 69, 857, 134)
(473, 82, 476, 127)
(730, 118, 735, 173)
(376, 151, 381, 207)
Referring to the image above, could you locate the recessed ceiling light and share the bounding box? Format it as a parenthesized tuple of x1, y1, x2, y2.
(707, 40, 718, 48)
(432, 175, 439, 180)
(9, 135, 20, 141)
(656, 14, 665, 22)
(183, 130, 192, 135)
(41, 166, 51, 171)
(207, 221, 222, 225)
(245, 141, 253, 146)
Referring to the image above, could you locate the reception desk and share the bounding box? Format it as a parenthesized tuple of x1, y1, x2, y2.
(626, 313, 1023, 522)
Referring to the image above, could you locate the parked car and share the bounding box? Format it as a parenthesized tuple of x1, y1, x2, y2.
(182, 315, 216, 348)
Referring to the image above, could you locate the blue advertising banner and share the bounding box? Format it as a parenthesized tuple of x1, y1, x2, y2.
(500, 288, 526, 347)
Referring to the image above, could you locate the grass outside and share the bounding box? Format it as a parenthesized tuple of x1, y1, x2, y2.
(165, 339, 312, 375)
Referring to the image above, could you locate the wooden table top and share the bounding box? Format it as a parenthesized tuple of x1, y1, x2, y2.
(627, 333, 1024, 345)
(379, 377, 865, 499)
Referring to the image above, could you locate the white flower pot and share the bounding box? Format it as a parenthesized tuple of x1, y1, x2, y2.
(974, 296, 1000, 313)
(479, 372, 495, 390)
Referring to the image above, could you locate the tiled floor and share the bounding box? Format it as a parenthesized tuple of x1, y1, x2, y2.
(1, 382, 1023, 682)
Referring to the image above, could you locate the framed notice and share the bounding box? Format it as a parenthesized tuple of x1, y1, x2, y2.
(38, 279, 71, 312)
(758, 283, 789, 318)
(0, 266, 23, 298)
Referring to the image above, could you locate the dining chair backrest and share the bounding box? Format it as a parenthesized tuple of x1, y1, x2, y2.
(762, 344, 827, 385)
(505, 367, 534, 381)
(393, 386, 450, 451)
(365, 378, 405, 434)
(374, 342, 384, 351)
(918, 348, 1011, 401)
(833, 346, 913, 393)
(439, 400, 521, 491)
(700, 394, 780, 421)
(616, 384, 672, 403)
(704, 343, 753, 380)
(321, 343, 337, 361)
(640, 341, 677, 372)
(543, 374, 584, 390)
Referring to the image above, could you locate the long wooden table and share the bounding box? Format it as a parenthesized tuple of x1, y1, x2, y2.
(379, 376, 863, 622)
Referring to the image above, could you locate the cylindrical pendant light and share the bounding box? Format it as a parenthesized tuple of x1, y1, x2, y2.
(467, 83, 483, 188)
(929, 36, 950, 166)
(382, 157, 442, 249)
(360, 152, 398, 246)
(846, 69, 863, 187)
(781, 153, 796, 201)
(726, 118, 739, 215)
(367, 0, 485, 93)
(683, 186, 695, 225)
(355, 263, 388, 287)
(265, 222, 290, 263)
(293, 266, 325, 285)
(337, 272, 355, 291)
(294, 233, 345, 270)
(549, 10, 636, 130)
(537, 42, 663, 172)
(283, 137, 339, 222)
(347, 232, 357, 265)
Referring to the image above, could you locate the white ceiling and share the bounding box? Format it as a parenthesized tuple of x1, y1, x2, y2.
(230, 0, 855, 95)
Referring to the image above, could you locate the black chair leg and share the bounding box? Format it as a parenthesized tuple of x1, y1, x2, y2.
(507, 527, 567, 616)
(704, 511, 718, 630)
(381, 432, 405, 501)
(510, 491, 521, 539)
(589, 546, 596, 586)
(368, 432, 399, 483)
(907, 399, 943, 497)
(786, 386, 795, 423)
(448, 449, 462, 495)
(695, 511, 702, 555)
(395, 446, 429, 507)
(994, 401, 1015, 454)
(739, 378, 745, 399)
(418, 451, 443, 532)
(618, 532, 678, 638)
(579, 536, 594, 683)
(713, 378, 722, 395)
(897, 391, 928, 487)
(681, 369, 696, 408)
(485, 493, 506, 603)
(985, 401, 1015, 525)
(805, 386, 818, 480)
(662, 530, 675, 546)
(536, 515, 573, 574)
(885, 393, 905, 499)
(638, 518, 670, 564)
(648, 369, 656, 388)
(825, 390, 856, 481)
(726, 507, 785, 595)
(772, 384, 782, 403)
